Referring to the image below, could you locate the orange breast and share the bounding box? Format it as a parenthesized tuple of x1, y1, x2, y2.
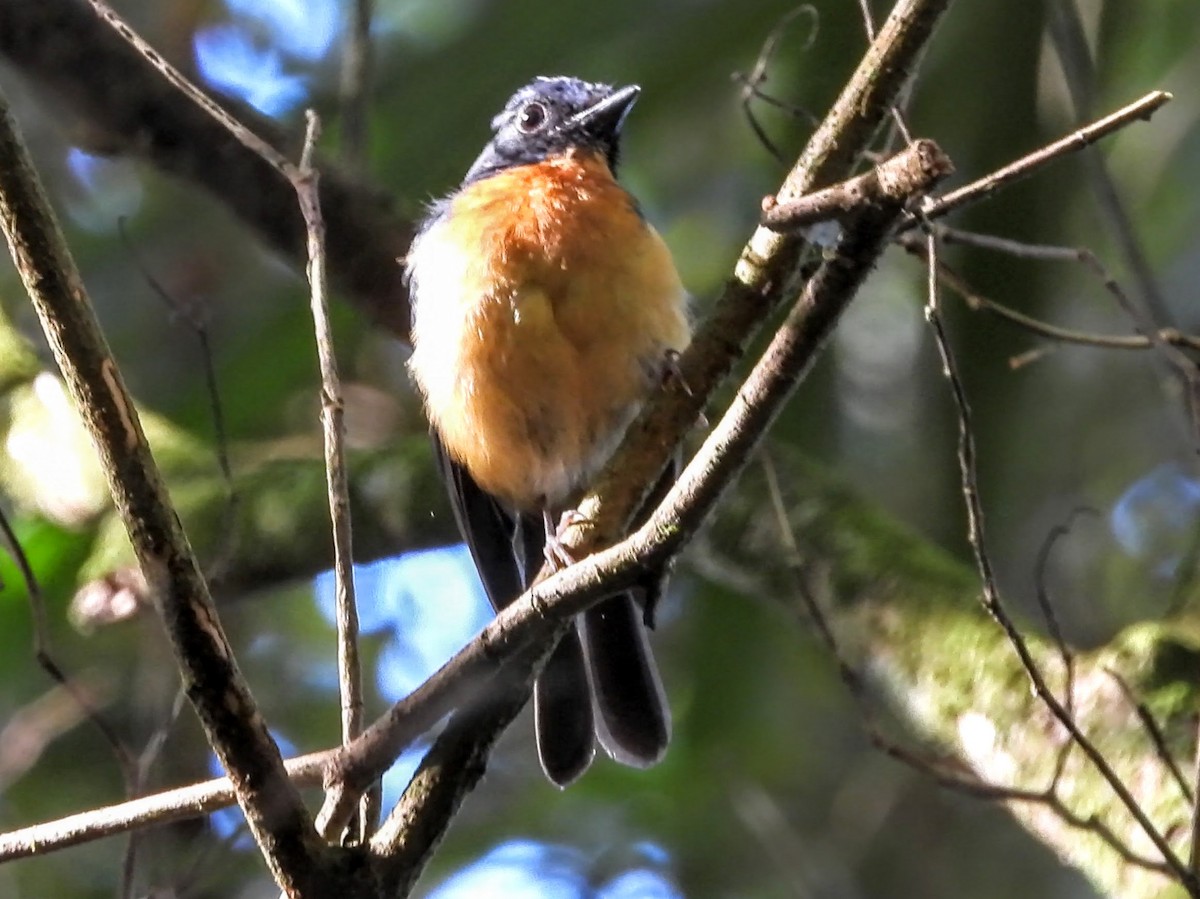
(407, 151, 690, 510)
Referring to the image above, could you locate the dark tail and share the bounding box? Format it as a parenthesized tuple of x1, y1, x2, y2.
(533, 627, 595, 786)
(581, 593, 670, 767)
(432, 435, 669, 784)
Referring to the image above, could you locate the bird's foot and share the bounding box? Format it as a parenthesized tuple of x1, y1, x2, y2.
(542, 509, 590, 571)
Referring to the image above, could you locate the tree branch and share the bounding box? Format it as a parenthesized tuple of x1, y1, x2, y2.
(304, 0, 958, 871)
(0, 86, 335, 897)
(324, 100, 955, 899)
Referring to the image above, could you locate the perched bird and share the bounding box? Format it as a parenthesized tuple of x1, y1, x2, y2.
(406, 76, 690, 786)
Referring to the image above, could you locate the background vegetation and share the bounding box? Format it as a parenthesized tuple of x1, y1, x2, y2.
(0, 0, 1197, 896)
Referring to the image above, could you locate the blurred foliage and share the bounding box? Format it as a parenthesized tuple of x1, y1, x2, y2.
(0, 0, 1198, 897)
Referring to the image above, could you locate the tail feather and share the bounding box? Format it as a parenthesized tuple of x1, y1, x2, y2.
(582, 593, 670, 767)
(533, 627, 596, 786)
(432, 435, 670, 782)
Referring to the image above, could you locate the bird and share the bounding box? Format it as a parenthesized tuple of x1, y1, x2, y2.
(405, 75, 691, 786)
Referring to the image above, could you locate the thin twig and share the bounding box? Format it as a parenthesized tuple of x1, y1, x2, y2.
(0, 498, 141, 896)
(1192, 712, 1200, 876)
(927, 227, 1200, 451)
(852, 0, 917, 150)
(296, 111, 366, 842)
(731, 5, 820, 165)
(761, 450, 866, 700)
(82, 0, 367, 872)
(911, 91, 1172, 227)
(0, 503, 135, 780)
(1032, 508, 1094, 785)
(1102, 669, 1193, 806)
(856, 0, 876, 39)
(1166, 523, 1200, 617)
(116, 219, 240, 581)
(765, 447, 1165, 879)
(1031, 508, 1091, 694)
(121, 685, 187, 899)
(897, 231, 1200, 355)
(729, 780, 822, 897)
(83, 0, 294, 179)
(0, 672, 114, 791)
(2, 0, 412, 339)
(874, 734, 1171, 875)
(116, 220, 231, 488)
(921, 227, 1196, 891)
(0, 751, 330, 862)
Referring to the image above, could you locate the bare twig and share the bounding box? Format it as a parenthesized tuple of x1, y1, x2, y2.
(761, 450, 866, 701)
(732, 5, 821, 165)
(0, 489, 143, 892)
(0, 673, 114, 791)
(856, 0, 877, 39)
(769, 449, 1172, 880)
(0, 502, 134, 777)
(1102, 669, 1193, 806)
(897, 233, 1200, 355)
(730, 780, 823, 897)
(911, 91, 1172, 227)
(121, 685, 187, 899)
(116, 219, 240, 581)
(877, 733, 1172, 874)
(938, 233, 1200, 429)
(82, 0, 294, 177)
(852, 0, 917, 150)
(116, 220, 231, 488)
(1033, 508, 1090, 687)
(1032, 509, 1093, 785)
(1192, 712, 1200, 876)
(80, 0, 370, 873)
(0, 0, 411, 336)
(920, 227, 1195, 890)
(925, 225, 1200, 449)
(0, 751, 330, 862)
(296, 110, 366, 842)
(765, 447, 1166, 880)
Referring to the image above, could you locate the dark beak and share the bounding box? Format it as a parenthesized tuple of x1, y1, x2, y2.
(568, 84, 641, 141)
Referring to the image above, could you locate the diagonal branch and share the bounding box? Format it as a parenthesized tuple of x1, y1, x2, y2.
(911, 90, 1172, 228)
(309, 0, 958, 853)
(576, 0, 953, 574)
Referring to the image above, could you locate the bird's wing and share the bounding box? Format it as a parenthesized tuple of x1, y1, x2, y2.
(430, 432, 524, 610)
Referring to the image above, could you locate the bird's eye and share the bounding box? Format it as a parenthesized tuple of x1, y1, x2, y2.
(516, 101, 548, 133)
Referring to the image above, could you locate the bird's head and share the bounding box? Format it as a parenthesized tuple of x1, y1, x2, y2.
(463, 76, 640, 184)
